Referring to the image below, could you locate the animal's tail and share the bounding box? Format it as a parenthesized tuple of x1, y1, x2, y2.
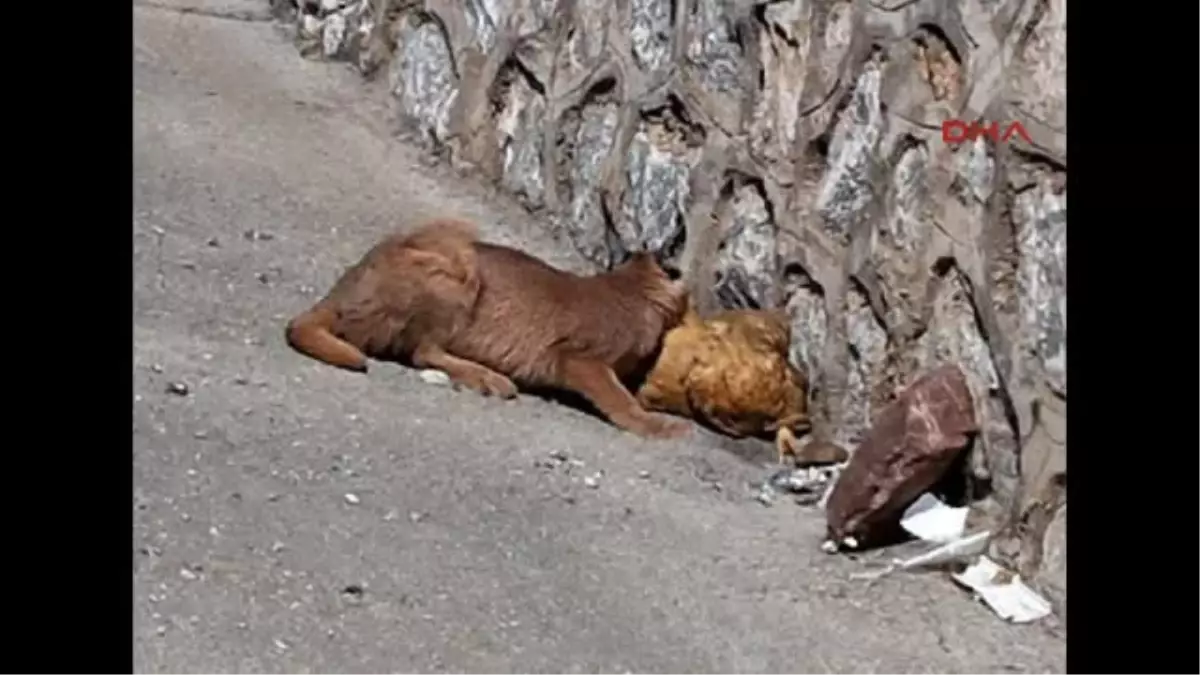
(284, 304, 370, 372)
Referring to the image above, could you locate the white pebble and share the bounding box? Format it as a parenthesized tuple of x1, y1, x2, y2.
(344, 493, 361, 505)
(180, 567, 198, 581)
(418, 369, 451, 386)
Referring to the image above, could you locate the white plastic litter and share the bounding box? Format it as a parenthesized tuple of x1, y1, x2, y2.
(848, 529, 992, 582)
(899, 493, 970, 544)
(951, 556, 1053, 623)
(838, 491, 1053, 624)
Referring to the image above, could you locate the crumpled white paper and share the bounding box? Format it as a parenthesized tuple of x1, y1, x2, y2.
(951, 557, 1053, 623)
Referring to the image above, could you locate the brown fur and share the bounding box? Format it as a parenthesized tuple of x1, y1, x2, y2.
(634, 304, 814, 462)
(285, 218, 692, 439)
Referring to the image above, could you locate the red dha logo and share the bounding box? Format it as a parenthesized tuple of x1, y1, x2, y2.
(942, 119, 1032, 145)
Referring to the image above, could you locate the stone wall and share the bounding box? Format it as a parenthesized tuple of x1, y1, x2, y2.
(271, 0, 1065, 610)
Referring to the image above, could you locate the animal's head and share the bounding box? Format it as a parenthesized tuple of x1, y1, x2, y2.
(614, 251, 689, 328)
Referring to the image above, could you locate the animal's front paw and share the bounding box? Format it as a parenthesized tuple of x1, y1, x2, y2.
(479, 372, 519, 399)
(639, 414, 692, 440)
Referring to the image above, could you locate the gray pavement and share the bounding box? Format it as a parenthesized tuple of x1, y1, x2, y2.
(132, 2, 1066, 671)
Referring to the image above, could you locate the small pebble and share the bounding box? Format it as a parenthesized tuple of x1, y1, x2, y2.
(274, 638, 290, 651)
(409, 511, 426, 523)
(341, 584, 365, 603)
(186, 469, 198, 477)
(150, 363, 164, 373)
(244, 229, 275, 241)
(754, 487, 775, 507)
(383, 510, 399, 522)
(165, 382, 190, 396)
(548, 449, 568, 462)
(233, 376, 250, 385)
(583, 473, 601, 489)
(209, 526, 219, 537)
(271, 541, 286, 553)
(344, 493, 361, 505)
(236, 621, 248, 630)
(193, 430, 208, 439)
(179, 567, 198, 581)
(181, 513, 192, 522)
(207, 237, 221, 247)
(155, 626, 167, 637)
(418, 369, 451, 386)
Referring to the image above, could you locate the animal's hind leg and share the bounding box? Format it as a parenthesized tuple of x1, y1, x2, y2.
(411, 343, 518, 399)
(775, 427, 799, 466)
(769, 412, 811, 465)
(559, 358, 691, 440)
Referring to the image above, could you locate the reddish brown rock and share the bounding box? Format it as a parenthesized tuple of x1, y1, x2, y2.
(824, 364, 978, 551)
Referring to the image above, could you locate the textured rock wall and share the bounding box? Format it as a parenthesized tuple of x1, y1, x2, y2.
(273, 0, 1066, 607)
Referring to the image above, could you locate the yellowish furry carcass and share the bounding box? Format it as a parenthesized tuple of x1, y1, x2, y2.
(635, 305, 816, 464)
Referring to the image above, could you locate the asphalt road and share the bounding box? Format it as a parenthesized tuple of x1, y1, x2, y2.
(132, 1, 1066, 672)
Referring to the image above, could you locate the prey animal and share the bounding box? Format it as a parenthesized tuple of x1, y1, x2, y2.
(634, 305, 814, 462)
(285, 218, 692, 439)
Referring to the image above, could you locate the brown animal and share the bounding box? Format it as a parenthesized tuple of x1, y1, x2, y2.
(285, 218, 692, 439)
(634, 304, 814, 463)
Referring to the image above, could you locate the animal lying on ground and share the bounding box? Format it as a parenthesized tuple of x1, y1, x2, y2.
(634, 304, 816, 462)
(285, 218, 692, 439)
